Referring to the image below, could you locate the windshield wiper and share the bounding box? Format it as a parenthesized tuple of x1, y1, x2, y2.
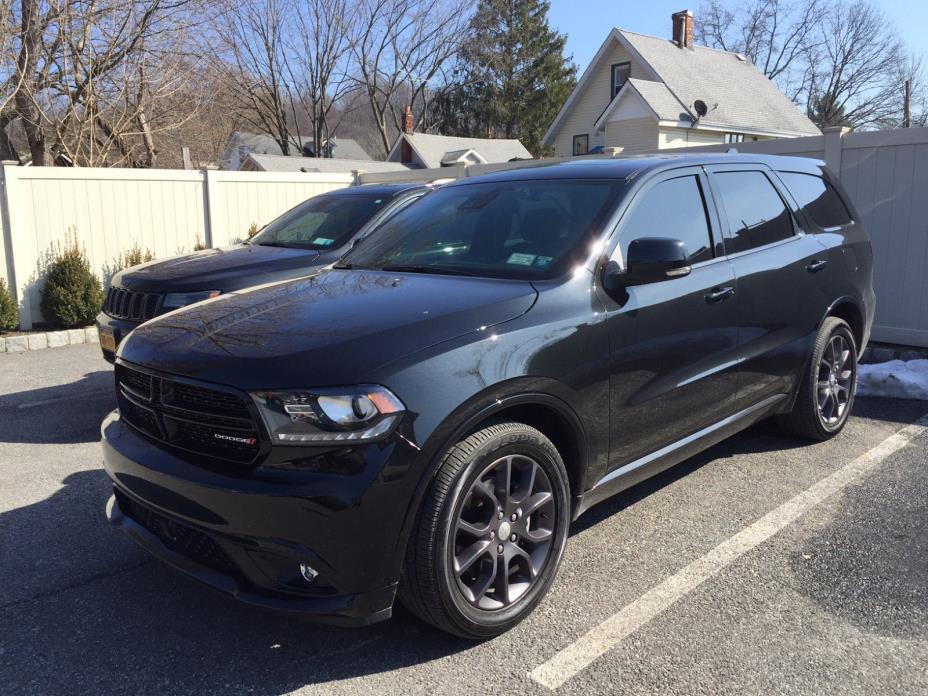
(381, 264, 479, 277)
(254, 241, 294, 248)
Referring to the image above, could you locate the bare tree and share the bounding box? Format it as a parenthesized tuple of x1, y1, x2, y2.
(352, 0, 470, 157)
(213, 0, 304, 156)
(697, 0, 824, 100)
(291, 0, 356, 156)
(802, 0, 906, 128)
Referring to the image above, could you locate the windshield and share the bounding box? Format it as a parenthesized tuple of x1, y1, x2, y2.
(339, 179, 623, 279)
(250, 193, 389, 250)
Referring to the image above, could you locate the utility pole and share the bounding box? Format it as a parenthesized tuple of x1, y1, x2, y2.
(904, 80, 911, 128)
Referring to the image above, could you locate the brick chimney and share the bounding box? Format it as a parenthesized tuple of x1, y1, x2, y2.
(402, 105, 414, 134)
(672, 9, 694, 48)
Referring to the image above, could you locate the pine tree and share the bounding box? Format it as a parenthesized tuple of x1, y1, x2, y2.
(436, 0, 576, 157)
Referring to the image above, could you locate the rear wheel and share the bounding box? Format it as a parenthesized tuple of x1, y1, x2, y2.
(399, 421, 570, 639)
(778, 317, 857, 440)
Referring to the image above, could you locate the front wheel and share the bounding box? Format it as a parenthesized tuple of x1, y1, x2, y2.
(399, 421, 571, 639)
(778, 317, 858, 440)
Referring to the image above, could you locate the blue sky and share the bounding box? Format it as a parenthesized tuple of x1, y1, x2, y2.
(548, 0, 928, 73)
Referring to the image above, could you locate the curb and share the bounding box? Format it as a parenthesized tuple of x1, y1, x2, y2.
(0, 327, 98, 354)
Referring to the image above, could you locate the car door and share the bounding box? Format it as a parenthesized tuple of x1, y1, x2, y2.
(704, 164, 833, 412)
(599, 168, 741, 474)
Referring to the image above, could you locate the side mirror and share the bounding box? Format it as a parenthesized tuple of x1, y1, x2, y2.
(604, 237, 691, 290)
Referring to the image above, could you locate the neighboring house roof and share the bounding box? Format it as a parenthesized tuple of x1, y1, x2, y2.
(244, 154, 410, 174)
(221, 132, 373, 169)
(327, 138, 372, 160)
(544, 28, 820, 145)
(388, 132, 532, 168)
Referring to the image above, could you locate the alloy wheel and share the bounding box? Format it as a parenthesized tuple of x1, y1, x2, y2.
(452, 454, 557, 610)
(817, 333, 854, 426)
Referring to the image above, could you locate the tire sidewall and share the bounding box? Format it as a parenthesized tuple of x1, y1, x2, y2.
(812, 321, 858, 436)
(436, 427, 570, 637)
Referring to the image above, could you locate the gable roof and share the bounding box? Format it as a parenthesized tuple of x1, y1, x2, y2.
(388, 132, 532, 168)
(544, 28, 819, 144)
(245, 154, 409, 174)
(595, 78, 691, 129)
(327, 138, 372, 160)
(223, 132, 373, 161)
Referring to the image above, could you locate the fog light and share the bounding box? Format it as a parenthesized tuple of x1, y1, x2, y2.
(299, 563, 319, 583)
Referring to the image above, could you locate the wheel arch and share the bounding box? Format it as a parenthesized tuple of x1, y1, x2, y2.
(822, 296, 865, 355)
(398, 382, 590, 553)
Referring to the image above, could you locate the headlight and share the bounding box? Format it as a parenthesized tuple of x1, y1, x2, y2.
(250, 386, 405, 444)
(162, 290, 220, 309)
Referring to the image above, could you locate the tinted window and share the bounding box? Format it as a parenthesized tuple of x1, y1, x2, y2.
(616, 176, 713, 265)
(341, 180, 623, 280)
(779, 172, 853, 229)
(250, 194, 387, 249)
(714, 171, 795, 253)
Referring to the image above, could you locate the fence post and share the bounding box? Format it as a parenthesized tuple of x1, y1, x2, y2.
(0, 163, 15, 313)
(202, 166, 219, 248)
(823, 126, 851, 173)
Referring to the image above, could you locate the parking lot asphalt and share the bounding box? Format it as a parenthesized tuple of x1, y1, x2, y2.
(1, 344, 926, 696)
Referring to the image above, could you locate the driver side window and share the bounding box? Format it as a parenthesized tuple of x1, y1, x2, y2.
(615, 176, 714, 267)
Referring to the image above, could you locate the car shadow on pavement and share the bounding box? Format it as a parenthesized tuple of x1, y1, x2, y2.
(0, 370, 114, 444)
(570, 396, 928, 536)
(0, 470, 471, 695)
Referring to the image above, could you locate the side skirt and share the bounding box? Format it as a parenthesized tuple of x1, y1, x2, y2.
(575, 394, 789, 517)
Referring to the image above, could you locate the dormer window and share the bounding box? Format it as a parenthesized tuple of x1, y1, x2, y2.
(611, 62, 631, 99)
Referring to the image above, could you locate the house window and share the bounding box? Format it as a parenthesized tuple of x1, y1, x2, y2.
(611, 62, 631, 99)
(572, 134, 589, 156)
(724, 133, 745, 144)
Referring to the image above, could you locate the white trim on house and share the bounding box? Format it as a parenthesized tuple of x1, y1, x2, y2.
(593, 83, 661, 131)
(656, 120, 818, 139)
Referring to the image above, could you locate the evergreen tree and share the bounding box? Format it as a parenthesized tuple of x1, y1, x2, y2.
(436, 0, 576, 156)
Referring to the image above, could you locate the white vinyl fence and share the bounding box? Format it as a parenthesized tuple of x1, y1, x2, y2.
(0, 165, 352, 329)
(360, 126, 928, 348)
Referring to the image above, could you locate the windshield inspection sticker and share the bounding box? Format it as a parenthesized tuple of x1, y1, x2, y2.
(533, 256, 554, 268)
(507, 253, 537, 266)
(312, 237, 335, 246)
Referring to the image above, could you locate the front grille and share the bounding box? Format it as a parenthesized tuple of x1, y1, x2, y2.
(104, 286, 162, 321)
(115, 489, 240, 577)
(116, 363, 261, 464)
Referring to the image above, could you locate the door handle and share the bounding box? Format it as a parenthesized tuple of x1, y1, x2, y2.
(705, 286, 735, 304)
(806, 259, 828, 273)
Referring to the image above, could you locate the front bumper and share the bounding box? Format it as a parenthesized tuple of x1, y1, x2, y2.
(101, 410, 414, 625)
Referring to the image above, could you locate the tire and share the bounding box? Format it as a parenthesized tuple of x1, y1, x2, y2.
(399, 421, 571, 639)
(778, 317, 858, 441)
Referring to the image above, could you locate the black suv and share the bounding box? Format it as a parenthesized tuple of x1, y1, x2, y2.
(102, 155, 874, 638)
(96, 183, 432, 362)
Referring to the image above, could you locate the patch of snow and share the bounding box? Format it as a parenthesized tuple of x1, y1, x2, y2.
(857, 359, 928, 400)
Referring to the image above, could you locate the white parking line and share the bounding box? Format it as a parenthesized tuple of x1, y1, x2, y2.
(529, 413, 928, 691)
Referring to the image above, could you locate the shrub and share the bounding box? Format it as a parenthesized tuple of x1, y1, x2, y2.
(246, 222, 259, 239)
(193, 234, 207, 251)
(0, 278, 17, 331)
(40, 235, 104, 328)
(114, 243, 155, 270)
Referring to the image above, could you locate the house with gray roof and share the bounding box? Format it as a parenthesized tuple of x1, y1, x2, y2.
(219, 132, 373, 170)
(386, 108, 532, 168)
(543, 9, 820, 158)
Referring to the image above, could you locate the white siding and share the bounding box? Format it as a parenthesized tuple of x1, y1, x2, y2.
(0, 166, 352, 328)
(605, 118, 659, 155)
(553, 42, 650, 158)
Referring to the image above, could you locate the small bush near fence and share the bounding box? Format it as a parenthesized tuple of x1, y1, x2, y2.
(40, 235, 104, 328)
(0, 278, 17, 330)
(114, 244, 155, 270)
(246, 222, 259, 239)
(193, 234, 207, 251)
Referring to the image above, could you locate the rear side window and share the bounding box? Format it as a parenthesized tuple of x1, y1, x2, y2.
(714, 171, 795, 254)
(617, 176, 714, 265)
(779, 172, 853, 229)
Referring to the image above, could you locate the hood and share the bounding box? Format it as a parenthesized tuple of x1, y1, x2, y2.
(115, 245, 326, 293)
(118, 269, 538, 389)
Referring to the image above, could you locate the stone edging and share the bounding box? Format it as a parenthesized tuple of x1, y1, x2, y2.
(0, 327, 98, 354)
